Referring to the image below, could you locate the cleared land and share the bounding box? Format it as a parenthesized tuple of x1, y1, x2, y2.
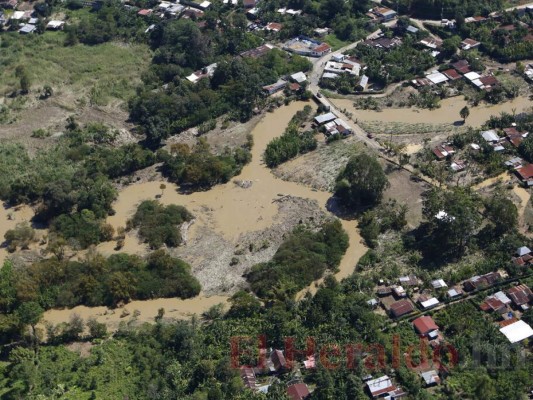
(0, 32, 150, 149)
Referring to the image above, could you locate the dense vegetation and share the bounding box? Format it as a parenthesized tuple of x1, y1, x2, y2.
(247, 220, 349, 299)
(358, 199, 408, 247)
(0, 250, 200, 315)
(129, 18, 312, 146)
(264, 105, 317, 168)
(127, 200, 193, 249)
(1, 259, 531, 399)
(350, 36, 435, 86)
(459, 11, 533, 62)
(396, 0, 503, 19)
(160, 137, 252, 189)
(0, 121, 158, 248)
(335, 153, 389, 210)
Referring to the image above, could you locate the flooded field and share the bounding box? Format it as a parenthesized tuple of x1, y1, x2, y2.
(332, 95, 532, 128)
(44, 101, 368, 328)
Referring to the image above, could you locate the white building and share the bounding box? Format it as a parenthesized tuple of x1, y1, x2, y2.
(500, 320, 533, 343)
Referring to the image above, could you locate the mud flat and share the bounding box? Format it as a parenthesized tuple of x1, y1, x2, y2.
(43, 102, 369, 329)
(0, 204, 45, 265)
(42, 294, 230, 330)
(332, 95, 532, 127)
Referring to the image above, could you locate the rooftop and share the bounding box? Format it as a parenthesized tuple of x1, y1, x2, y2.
(499, 320, 533, 343)
(366, 375, 396, 397)
(413, 316, 439, 335)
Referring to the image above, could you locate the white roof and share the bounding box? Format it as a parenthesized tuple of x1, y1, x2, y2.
(432, 279, 448, 289)
(334, 118, 350, 130)
(500, 320, 533, 343)
(448, 288, 461, 297)
(394, 285, 406, 294)
(290, 71, 307, 83)
(11, 11, 25, 20)
(186, 73, 200, 83)
(199, 1, 211, 8)
(46, 20, 64, 28)
(481, 129, 499, 142)
(470, 143, 480, 150)
(464, 71, 481, 81)
(426, 72, 448, 84)
(420, 370, 439, 385)
(421, 297, 440, 309)
(493, 291, 511, 305)
(517, 246, 531, 256)
(314, 112, 337, 124)
(367, 298, 378, 306)
(366, 375, 394, 396)
(322, 72, 338, 79)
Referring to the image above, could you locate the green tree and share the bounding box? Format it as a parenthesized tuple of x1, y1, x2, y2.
(20, 72, 31, 94)
(484, 191, 518, 234)
(16, 301, 44, 340)
(334, 153, 389, 209)
(422, 187, 482, 257)
(518, 134, 533, 162)
(460, 106, 470, 122)
(4, 222, 35, 252)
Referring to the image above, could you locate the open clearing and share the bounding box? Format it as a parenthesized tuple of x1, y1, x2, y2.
(0, 32, 150, 149)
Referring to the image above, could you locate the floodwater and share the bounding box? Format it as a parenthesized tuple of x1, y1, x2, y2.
(44, 101, 367, 328)
(512, 186, 530, 219)
(472, 172, 510, 190)
(332, 95, 532, 128)
(42, 294, 230, 329)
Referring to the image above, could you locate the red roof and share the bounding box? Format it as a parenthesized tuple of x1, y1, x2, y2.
(510, 136, 523, 147)
(138, 9, 152, 15)
(390, 300, 414, 318)
(413, 316, 439, 335)
(266, 22, 282, 31)
(479, 75, 499, 87)
(442, 69, 461, 80)
(289, 83, 301, 91)
(482, 297, 505, 312)
(508, 284, 533, 306)
(314, 43, 331, 53)
(452, 60, 469, 69)
(433, 148, 445, 159)
(503, 127, 520, 137)
(499, 317, 518, 327)
(462, 38, 480, 47)
(517, 164, 533, 181)
(287, 383, 310, 400)
(271, 349, 286, 370)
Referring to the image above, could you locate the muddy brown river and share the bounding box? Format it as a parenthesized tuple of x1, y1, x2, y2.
(332, 95, 532, 127)
(43, 101, 367, 329)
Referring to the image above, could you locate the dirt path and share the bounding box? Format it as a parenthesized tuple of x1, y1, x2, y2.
(43, 101, 369, 329)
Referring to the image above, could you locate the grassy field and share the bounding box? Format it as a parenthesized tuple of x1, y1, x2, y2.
(324, 34, 349, 51)
(0, 31, 151, 104)
(358, 120, 469, 136)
